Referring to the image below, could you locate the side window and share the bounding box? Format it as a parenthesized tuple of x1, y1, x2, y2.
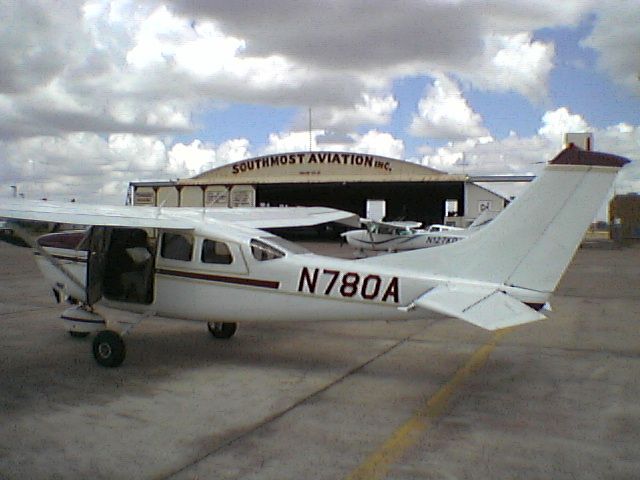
(201, 240, 233, 265)
(250, 239, 284, 261)
(161, 233, 193, 261)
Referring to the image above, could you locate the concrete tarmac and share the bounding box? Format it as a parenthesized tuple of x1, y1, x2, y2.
(0, 239, 639, 479)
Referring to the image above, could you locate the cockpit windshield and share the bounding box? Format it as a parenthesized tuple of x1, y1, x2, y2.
(250, 239, 283, 261)
(250, 236, 310, 261)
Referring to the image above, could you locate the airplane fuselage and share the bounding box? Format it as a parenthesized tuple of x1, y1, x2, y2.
(35, 228, 548, 326)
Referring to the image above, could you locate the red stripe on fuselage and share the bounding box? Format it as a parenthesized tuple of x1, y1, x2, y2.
(156, 268, 280, 290)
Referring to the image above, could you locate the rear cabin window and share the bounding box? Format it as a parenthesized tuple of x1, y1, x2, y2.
(201, 240, 233, 264)
(161, 233, 193, 261)
(250, 239, 284, 261)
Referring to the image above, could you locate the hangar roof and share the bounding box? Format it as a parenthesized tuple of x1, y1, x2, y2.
(184, 151, 466, 185)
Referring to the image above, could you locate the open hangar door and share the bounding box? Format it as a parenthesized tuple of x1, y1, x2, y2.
(256, 182, 464, 226)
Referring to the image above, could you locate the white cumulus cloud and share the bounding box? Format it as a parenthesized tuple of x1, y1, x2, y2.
(167, 138, 251, 177)
(582, 0, 640, 94)
(263, 129, 404, 159)
(538, 107, 590, 142)
(418, 108, 639, 200)
(410, 75, 490, 141)
(0, 0, 638, 204)
(309, 94, 399, 133)
(471, 33, 555, 101)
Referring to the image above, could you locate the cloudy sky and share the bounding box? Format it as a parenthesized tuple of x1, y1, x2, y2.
(1, 0, 639, 204)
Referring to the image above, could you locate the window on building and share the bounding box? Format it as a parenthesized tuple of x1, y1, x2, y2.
(201, 239, 233, 264)
(160, 233, 193, 261)
(445, 199, 459, 217)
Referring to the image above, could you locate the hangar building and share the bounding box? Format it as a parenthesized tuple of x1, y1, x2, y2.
(128, 151, 509, 227)
(610, 194, 640, 241)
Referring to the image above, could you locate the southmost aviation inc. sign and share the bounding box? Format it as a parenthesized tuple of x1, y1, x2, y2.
(231, 152, 392, 174)
(190, 151, 450, 184)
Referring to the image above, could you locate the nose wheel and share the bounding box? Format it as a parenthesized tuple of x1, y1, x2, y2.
(92, 330, 126, 367)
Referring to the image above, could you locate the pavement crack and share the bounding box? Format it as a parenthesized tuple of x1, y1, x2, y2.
(158, 333, 415, 480)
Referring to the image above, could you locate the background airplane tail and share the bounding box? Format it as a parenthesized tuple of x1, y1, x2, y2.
(466, 209, 499, 230)
(362, 147, 629, 294)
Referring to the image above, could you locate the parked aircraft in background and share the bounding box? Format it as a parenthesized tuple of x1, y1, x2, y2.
(0, 147, 629, 368)
(342, 210, 499, 253)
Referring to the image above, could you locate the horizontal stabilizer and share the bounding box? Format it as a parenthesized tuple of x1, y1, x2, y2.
(413, 285, 546, 330)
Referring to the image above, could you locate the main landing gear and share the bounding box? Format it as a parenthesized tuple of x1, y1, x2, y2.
(62, 306, 239, 367)
(207, 321, 238, 339)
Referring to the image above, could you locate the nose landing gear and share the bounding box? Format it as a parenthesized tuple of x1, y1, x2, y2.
(92, 330, 126, 367)
(61, 305, 136, 367)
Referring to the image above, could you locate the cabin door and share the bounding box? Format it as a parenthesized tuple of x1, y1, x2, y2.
(102, 228, 155, 304)
(86, 226, 112, 306)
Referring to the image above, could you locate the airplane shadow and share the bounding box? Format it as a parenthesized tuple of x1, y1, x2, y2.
(0, 318, 451, 414)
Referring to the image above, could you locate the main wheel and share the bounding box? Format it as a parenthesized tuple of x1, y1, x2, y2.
(207, 322, 237, 339)
(92, 330, 126, 367)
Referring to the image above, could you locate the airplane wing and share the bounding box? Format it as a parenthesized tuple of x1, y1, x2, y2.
(0, 199, 359, 231)
(361, 218, 422, 229)
(412, 284, 545, 330)
(0, 199, 194, 230)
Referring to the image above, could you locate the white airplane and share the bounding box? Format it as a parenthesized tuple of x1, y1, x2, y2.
(0, 146, 629, 368)
(342, 211, 498, 253)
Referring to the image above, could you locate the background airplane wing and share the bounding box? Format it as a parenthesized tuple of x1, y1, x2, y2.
(361, 219, 422, 229)
(201, 206, 360, 229)
(467, 209, 499, 230)
(0, 199, 359, 231)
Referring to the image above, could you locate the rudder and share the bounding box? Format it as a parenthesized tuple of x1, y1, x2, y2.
(361, 146, 629, 294)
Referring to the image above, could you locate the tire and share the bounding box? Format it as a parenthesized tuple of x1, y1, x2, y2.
(69, 331, 90, 338)
(92, 330, 126, 367)
(207, 322, 237, 339)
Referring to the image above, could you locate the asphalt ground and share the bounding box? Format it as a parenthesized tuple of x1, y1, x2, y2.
(0, 238, 639, 479)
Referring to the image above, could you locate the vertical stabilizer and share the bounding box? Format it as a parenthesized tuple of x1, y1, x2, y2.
(361, 147, 629, 294)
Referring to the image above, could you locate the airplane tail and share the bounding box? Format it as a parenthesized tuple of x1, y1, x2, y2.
(467, 209, 499, 230)
(361, 146, 629, 297)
